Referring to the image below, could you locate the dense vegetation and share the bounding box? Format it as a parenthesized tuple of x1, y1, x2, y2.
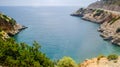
(57, 57, 78, 67)
(93, 9, 104, 17)
(97, 55, 105, 61)
(107, 54, 118, 61)
(0, 37, 54, 67)
(0, 13, 16, 25)
(0, 33, 120, 67)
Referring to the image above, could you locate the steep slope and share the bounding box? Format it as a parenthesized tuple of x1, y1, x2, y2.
(88, 0, 120, 12)
(0, 13, 26, 36)
(71, 1, 120, 46)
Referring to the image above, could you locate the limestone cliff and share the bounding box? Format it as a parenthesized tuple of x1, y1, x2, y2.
(0, 13, 26, 36)
(71, 1, 120, 46)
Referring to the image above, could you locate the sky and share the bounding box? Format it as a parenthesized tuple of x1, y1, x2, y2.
(0, 0, 97, 7)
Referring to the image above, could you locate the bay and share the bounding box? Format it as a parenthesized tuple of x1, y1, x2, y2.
(1, 6, 120, 63)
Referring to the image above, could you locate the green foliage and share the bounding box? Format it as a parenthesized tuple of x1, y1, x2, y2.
(107, 54, 118, 61)
(57, 56, 78, 67)
(109, 17, 120, 25)
(0, 38, 54, 67)
(0, 31, 7, 38)
(0, 28, 2, 32)
(9, 18, 16, 25)
(93, 9, 104, 17)
(0, 30, 3, 37)
(97, 55, 105, 61)
(0, 13, 16, 25)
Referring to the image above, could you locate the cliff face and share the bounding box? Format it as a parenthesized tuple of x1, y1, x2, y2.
(72, 1, 120, 46)
(0, 13, 26, 36)
(82, 9, 110, 23)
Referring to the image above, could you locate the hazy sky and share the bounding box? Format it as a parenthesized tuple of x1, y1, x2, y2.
(0, 0, 97, 6)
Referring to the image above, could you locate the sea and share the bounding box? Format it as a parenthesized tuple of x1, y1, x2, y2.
(1, 6, 120, 63)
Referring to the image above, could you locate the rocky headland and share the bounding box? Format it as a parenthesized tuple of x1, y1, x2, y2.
(71, 0, 120, 46)
(0, 12, 27, 38)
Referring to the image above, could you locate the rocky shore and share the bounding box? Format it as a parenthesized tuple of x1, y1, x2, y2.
(71, 1, 120, 46)
(80, 55, 120, 67)
(9, 23, 27, 36)
(0, 12, 27, 37)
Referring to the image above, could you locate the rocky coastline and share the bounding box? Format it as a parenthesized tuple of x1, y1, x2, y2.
(71, 2, 120, 46)
(80, 55, 120, 67)
(9, 23, 27, 36)
(0, 12, 27, 37)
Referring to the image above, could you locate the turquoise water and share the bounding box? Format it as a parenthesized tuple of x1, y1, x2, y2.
(1, 6, 120, 63)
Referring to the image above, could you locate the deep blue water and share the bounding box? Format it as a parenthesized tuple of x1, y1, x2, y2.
(1, 6, 120, 63)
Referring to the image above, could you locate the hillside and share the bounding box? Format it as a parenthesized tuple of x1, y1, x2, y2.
(71, 1, 120, 46)
(0, 12, 54, 67)
(0, 13, 26, 36)
(88, 0, 120, 12)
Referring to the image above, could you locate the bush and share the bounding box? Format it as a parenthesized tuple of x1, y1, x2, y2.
(93, 9, 104, 17)
(107, 54, 118, 61)
(97, 55, 105, 61)
(0, 28, 2, 32)
(9, 18, 16, 25)
(109, 17, 120, 25)
(0, 37, 54, 67)
(57, 56, 78, 67)
(0, 13, 16, 25)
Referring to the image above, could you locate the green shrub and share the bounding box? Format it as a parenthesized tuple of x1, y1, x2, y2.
(0, 13, 16, 25)
(0, 28, 2, 32)
(57, 56, 78, 67)
(0, 37, 54, 67)
(9, 18, 16, 25)
(109, 17, 120, 25)
(97, 55, 105, 61)
(107, 54, 118, 61)
(0, 31, 7, 38)
(93, 9, 104, 17)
